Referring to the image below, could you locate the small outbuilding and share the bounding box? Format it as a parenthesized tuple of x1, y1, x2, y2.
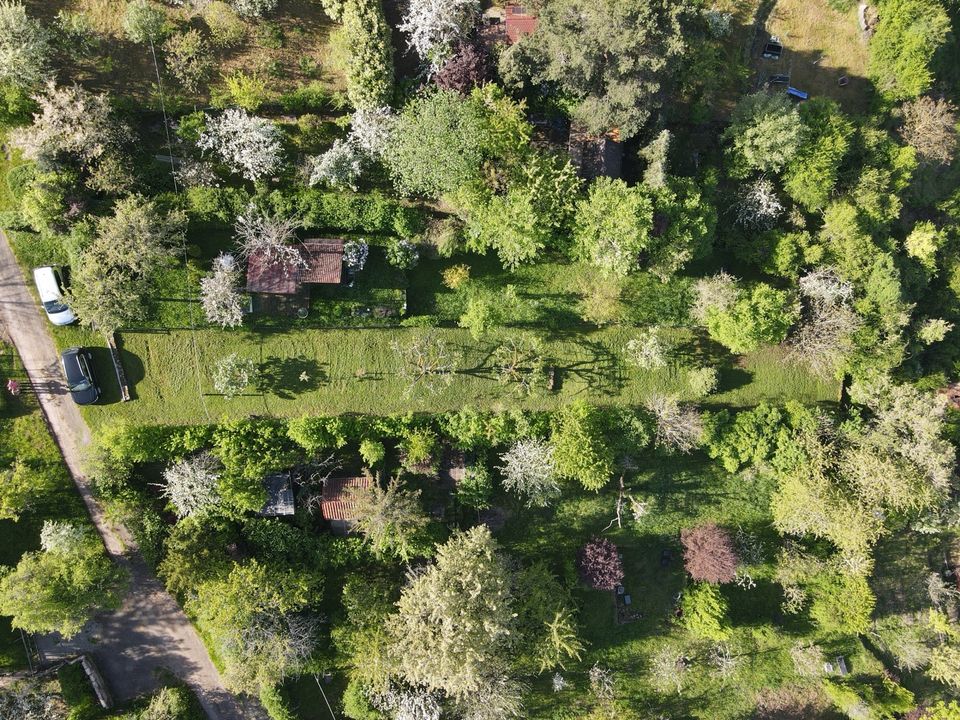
(568, 124, 623, 181)
(482, 4, 538, 45)
(246, 239, 345, 296)
(321, 476, 373, 534)
(260, 472, 296, 517)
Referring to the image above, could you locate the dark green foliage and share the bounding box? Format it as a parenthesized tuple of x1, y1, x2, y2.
(267, 189, 425, 236)
(339, 0, 394, 109)
(259, 685, 298, 720)
(58, 662, 99, 720)
(213, 419, 300, 512)
(783, 99, 854, 211)
(159, 517, 237, 599)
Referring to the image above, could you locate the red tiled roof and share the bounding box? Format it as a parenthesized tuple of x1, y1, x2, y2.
(321, 476, 372, 521)
(246, 239, 344, 295)
(505, 5, 538, 43)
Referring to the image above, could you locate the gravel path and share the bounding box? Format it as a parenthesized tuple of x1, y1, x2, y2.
(0, 231, 260, 720)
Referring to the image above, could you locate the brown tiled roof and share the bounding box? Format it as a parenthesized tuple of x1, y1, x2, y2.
(246, 239, 344, 295)
(321, 476, 372, 521)
(504, 5, 538, 43)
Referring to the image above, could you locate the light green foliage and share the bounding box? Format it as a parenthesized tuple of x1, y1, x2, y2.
(123, 0, 170, 44)
(921, 700, 960, 719)
(202, 2, 246, 48)
(0, 1, 51, 89)
(220, 70, 269, 112)
(400, 426, 438, 471)
(928, 645, 960, 688)
(905, 221, 947, 274)
(868, 0, 951, 100)
(386, 90, 489, 197)
(918, 318, 953, 345)
(680, 583, 730, 641)
(340, 0, 394, 109)
(532, 0, 694, 138)
(348, 478, 432, 562)
(158, 517, 236, 599)
(388, 526, 516, 698)
(687, 367, 719, 398)
(189, 560, 316, 695)
(332, 571, 398, 690)
(136, 686, 204, 720)
(573, 178, 654, 277)
(640, 129, 671, 189)
(783, 99, 854, 211)
(458, 285, 520, 340)
(456, 463, 493, 510)
(724, 92, 802, 176)
(359, 438, 386, 467)
(550, 401, 614, 491)
(0, 522, 125, 638)
(808, 571, 875, 635)
(705, 283, 799, 354)
(164, 29, 213, 93)
(704, 402, 814, 473)
(67, 196, 184, 331)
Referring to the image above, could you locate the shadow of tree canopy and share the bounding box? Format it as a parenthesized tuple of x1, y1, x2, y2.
(258, 357, 328, 399)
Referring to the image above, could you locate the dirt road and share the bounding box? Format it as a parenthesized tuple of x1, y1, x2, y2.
(0, 232, 259, 719)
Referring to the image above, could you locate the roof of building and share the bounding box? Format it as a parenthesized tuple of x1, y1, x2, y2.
(246, 239, 344, 295)
(568, 124, 623, 181)
(504, 5, 538, 43)
(260, 473, 295, 516)
(321, 476, 373, 522)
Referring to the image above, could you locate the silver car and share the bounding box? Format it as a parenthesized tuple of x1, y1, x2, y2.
(33, 266, 76, 326)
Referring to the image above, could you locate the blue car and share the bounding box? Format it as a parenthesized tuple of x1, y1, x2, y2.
(61, 347, 100, 405)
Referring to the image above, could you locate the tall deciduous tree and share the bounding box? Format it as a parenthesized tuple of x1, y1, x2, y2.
(573, 177, 654, 277)
(398, 0, 479, 69)
(189, 561, 317, 695)
(680, 523, 739, 584)
(0, 521, 125, 638)
(868, 0, 951, 100)
(0, 2, 50, 90)
(783, 99, 854, 211)
(162, 452, 222, 518)
(550, 401, 614, 491)
(388, 526, 517, 699)
(348, 478, 431, 562)
(900, 96, 958, 165)
(198, 108, 283, 182)
(67, 196, 185, 331)
(498, 438, 560, 507)
(531, 0, 694, 139)
(723, 92, 802, 176)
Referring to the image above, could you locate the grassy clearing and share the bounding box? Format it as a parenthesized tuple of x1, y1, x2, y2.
(50, 323, 835, 430)
(25, 0, 343, 103)
(496, 452, 878, 718)
(764, 0, 872, 113)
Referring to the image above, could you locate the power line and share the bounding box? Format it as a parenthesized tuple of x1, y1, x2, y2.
(148, 37, 212, 424)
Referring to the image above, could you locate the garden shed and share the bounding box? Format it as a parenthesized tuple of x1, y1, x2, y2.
(245, 239, 345, 296)
(321, 476, 373, 534)
(568, 124, 623, 181)
(260, 473, 295, 517)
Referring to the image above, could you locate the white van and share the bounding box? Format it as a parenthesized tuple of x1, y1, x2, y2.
(32, 266, 76, 326)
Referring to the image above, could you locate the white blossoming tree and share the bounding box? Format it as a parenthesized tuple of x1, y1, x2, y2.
(342, 239, 369, 271)
(0, 1, 51, 89)
(645, 395, 703, 454)
(349, 106, 396, 158)
(213, 353, 258, 398)
(201, 253, 245, 328)
(39, 520, 87, 554)
(162, 452, 223, 518)
(398, 0, 480, 69)
(498, 438, 561, 507)
(625, 326, 673, 370)
(229, 0, 278, 17)
(690, 271, 738, 324)
(234, 203, 305, 270)
(198, 108, 283, 181)
(307, 138, 362, 190)
(735, 177, 784, 230)
(11, 82, 128, 171)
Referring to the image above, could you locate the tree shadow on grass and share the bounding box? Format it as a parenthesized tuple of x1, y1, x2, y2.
(258, 357, 328, 399)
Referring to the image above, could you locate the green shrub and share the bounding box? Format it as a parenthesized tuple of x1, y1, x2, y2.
(342, 678, 381, 720)
(279, 82, 333, 113)
(809, 571, 875, 635)
(400, 426, 438, 471)
(58, 663, 99, 720)
(259, 685, 297, 720)
(267, 189, 426, 235)
(340, 0, 394, 109)
(680, 582, 731, 641)
(359, 437, 386, 467)
(457, 462, 493, 510)
(203, 1, 247, 48)
(7, 162, 36, 202)
(705, 283, 799, 354)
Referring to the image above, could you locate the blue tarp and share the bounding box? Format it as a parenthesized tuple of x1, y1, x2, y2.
(787, 86, 809, 100)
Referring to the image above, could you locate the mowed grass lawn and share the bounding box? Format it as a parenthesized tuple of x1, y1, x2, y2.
(53, 323, 836, 429)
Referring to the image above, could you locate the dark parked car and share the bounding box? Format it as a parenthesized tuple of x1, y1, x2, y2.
(61, 347, 100, 405)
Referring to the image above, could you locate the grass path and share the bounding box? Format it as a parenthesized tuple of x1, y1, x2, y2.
(67, 325, 836, 428)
